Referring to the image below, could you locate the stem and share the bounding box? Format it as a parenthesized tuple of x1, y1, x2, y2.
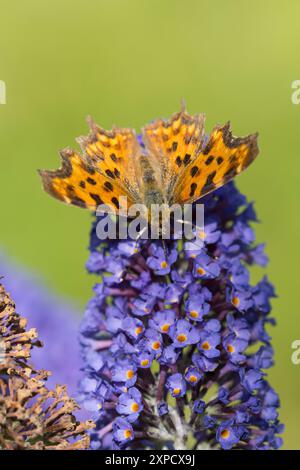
(156, 368, 167, 402)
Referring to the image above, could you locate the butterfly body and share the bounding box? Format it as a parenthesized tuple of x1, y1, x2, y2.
(139, 155, 165, 206)
(39, 106, 259, 226)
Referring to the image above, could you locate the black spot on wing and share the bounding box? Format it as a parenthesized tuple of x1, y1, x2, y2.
(189, 183, 197, 198)
(200, 171, 217, 196)
(183, 154, 191, 166)
(202, 138, 214, 155)
(184, 135, 192, 145)
(175, 156, 182, 167)
(103, 181, 114, 192)
(223, 165, 238, 180)
(90, 193, 104, 205)
(87, 177, 97, 185)
(66, 184, 86, 208)
(111, 197, 120, 208)
(81, 161, 95, 175)
(205, 155, 214, 165)
(190, 166, 200, 177)
(105, 169, 115, 179)
(71, 195, 86, 208)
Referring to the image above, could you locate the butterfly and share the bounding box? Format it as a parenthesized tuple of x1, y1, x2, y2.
(39, 105, 259, 224)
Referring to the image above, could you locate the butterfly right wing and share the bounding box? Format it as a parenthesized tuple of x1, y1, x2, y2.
(171, 123, 259, 204)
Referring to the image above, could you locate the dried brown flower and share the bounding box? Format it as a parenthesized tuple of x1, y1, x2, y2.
(0, 284, 94, 449)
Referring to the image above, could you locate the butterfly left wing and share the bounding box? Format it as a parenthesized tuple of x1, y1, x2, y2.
(39, 149, 136, 214)
(171, 122, 259, 204)
(39, 120, 144, 214)
(77, 118, 141, 199)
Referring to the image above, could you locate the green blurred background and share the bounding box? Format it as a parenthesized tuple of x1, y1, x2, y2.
(0, 0, 299, 448)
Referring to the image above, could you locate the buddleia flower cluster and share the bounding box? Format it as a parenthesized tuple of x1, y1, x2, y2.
(79, 181, 283, 450)
(0, 283, 94, 449)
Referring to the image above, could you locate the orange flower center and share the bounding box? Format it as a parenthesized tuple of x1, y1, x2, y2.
(226, 344, 235, 353)
(190, 310, 199, 318)
(173, 387, 181, 395)
(198, 230, 206, 240)
(161, 323, 170, 333)
(221, 429, 231, 439)
(135, 326, 143, 335)
(201, 341, 211, 350)
(177, 333, 187, 343)
(152, 341, 161, 350)
(232, 296, 240, 307)
(131, 402, 139, 413)
(126, 369, 134, 379)
(197, 267, 206, 276)
(141, 359, 149, 367)
(189, 374, 198, 383)
(161, 261, 168, 269)
(124, 429, 132, 439)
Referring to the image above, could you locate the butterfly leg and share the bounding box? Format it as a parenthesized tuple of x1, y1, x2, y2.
(132, 225, 148, 253)
(161, 239, 169, 259)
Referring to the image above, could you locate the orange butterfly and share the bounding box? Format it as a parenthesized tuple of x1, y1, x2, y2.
(39, 106, 259, 219)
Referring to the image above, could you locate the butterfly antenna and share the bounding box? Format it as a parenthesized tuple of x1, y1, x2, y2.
(180, 98, 187, 113)
(86, 115, 98, 132)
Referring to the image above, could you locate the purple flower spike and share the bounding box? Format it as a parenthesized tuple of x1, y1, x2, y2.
(80, 181, 283, 450)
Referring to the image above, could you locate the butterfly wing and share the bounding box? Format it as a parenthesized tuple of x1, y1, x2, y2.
(39, 112, 259, 216)
(77, 118, 141, 198)
(142, 108, 206, 199)
(171, 122, 259, 204)
(39, 149, 134, 214)
(39, 121, 143, 214)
